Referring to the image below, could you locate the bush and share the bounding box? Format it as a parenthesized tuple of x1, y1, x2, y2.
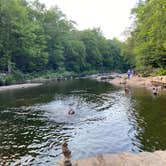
(137, 66, 153, 77)
(0, 73, 6, 86)
(152, 68, 166, 76)
(5, 75, 16, 85)
(12, 70, 24, 82)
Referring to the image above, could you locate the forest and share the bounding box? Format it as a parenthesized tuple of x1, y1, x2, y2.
(0, 0, 165, 84)
(123, 0, 166, 75)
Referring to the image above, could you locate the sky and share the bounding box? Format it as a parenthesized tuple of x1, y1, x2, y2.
(39, 0, 138, 40)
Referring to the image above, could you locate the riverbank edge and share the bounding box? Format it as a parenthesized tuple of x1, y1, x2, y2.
(0, 73, 91, 91)
(55, 150, 166, 166)
(89, 73, 166, 94)
(0, 83, 42, 92)
(1, 73, 165, 93)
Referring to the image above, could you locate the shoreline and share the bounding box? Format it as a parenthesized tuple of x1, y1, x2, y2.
(111, 75, 166, 94)
(0, 83, 42, 92)
(55, 150, 166, 166)
(90, 74, 166, 93)
(0, 74, 165, 93)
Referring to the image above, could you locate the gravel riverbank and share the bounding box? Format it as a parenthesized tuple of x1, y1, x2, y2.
(0, 83, 42, 92)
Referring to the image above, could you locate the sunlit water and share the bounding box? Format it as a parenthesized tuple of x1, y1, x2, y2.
(0, 79, 166, 165)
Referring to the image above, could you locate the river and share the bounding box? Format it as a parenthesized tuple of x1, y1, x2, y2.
(0, 79, 166, 165)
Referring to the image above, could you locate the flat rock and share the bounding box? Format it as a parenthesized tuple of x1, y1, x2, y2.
(55, 150, 166, 166)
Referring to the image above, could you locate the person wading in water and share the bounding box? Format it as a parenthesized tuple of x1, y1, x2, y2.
(152, 87, 158, 96)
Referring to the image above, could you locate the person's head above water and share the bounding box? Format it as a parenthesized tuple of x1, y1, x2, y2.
(68, 108, 75, 115)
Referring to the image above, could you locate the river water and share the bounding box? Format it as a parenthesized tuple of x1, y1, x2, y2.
(0, 79, 166, 165)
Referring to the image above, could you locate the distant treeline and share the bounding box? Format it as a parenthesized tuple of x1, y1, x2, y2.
(0, 0, 165, 78)
(0, 0, 128, 76)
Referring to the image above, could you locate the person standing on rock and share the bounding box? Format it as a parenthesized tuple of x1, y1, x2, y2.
(127, 69, 131, 79)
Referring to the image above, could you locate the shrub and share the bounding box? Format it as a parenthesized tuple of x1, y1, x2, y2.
(153, 68, 166, 76)
(0, 73, 6, 86)
(5, 75, 16, 85)
(137, 66, 153, 77)
(12, 70, 24, 82)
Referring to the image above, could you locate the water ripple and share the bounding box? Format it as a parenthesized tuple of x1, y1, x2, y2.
(0, 80, 165, 165)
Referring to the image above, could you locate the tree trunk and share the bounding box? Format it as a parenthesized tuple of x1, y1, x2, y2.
(8, 60, 12, 74)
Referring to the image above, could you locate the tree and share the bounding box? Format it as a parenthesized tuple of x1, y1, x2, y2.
(129, 0, 166, 69)
(0, 0, 128, 76)
(0, 0, 29, 72)
(64, 40, 86, 73)
(79, 29, 102, 71)
(0, 0, 48, 73)
(43, 6, 74, 71)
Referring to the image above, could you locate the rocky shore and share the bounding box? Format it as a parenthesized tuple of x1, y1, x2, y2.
(1, 73, 165, 93)
(111, 75, 166, 90)
(56, 150, 166, 166)
(89, 73, 166, 93)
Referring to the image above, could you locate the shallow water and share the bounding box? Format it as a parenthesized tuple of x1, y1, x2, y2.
(0, 79, 166, 165)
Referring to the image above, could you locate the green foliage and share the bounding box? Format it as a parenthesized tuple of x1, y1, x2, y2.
(78, 29, 102, 70)
(0, 74, 6, 86)
(0, 0, 128, 80)
(124, 0, 166, 73)
(152, 68, 166, 76)
(12, 69, 25, 81)
(0, 70, 24, 86)
(5, 75, 16, 85)
(137, 66, 153, 77)
(64, 40, 86, 73)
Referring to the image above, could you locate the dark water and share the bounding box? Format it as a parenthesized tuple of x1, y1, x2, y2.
(0, 79, 166, 165)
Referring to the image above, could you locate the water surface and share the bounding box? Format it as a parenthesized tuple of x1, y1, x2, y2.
(0, 79, 166, 165)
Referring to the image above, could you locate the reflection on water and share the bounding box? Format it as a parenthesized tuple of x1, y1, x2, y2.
(0, 79, 166, 165)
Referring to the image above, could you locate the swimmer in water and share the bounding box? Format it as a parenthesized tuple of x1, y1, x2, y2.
(152, 87, 158, 96)
(68, 107, 75, 115)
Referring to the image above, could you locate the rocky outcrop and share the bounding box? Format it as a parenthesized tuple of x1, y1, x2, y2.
(110, 75, 166, 92)
(55, 150, 166, 166)
(151, 76, 166, 88)
(88, 73, 123, 82)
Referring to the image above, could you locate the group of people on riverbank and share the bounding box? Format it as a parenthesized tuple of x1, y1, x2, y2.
(127, 68, 159, 96)
(124, 69, 137, 95)
(127, 69, 138, 79)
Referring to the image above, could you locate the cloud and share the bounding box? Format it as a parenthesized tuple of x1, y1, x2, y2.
(39, 0, 138, 40)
